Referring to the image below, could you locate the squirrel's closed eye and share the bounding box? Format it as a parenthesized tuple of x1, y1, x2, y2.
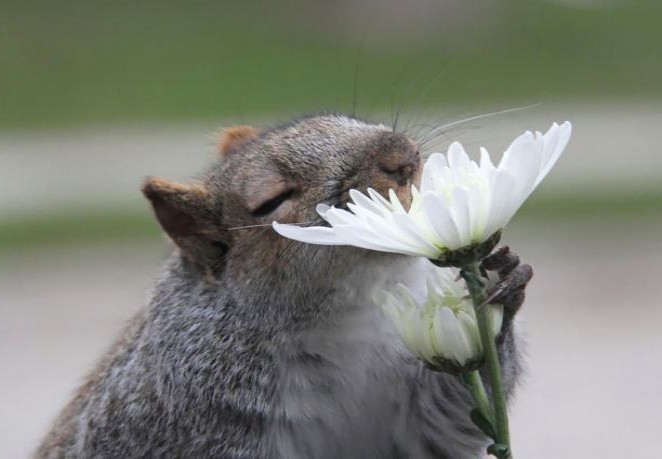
(251, 189, 295, 217)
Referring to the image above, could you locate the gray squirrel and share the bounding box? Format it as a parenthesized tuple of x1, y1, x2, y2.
(37, 114, 531, 459)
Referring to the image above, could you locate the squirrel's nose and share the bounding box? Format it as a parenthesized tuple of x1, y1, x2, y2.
(378, 142, 421, 187)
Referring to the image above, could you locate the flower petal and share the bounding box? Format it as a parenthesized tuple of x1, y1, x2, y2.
(421, 153, 448, 193)
(447, 142, 471, 171)
(336, 207, 437, 256)
(272, 222, 343, 245)
(449, 187, 472, 247)
(484, 169, 517, 237)
(457, 310, 481, 358)
(499, 131, 543, 197)
(534, 121, 572, 188)
(438, 307, 473, 364)
(324, 206, 366, 226)
(349, 189, 389, 217)
(367, 188, 394, 210)
(331, 225, 419, 255)
(388, 189, 407, 213)
(421, 193, 462, 250)
(410, 313, 436, 362)
(316, 203, 332, 219)
(479, 147, 495, 171)
(391, 213, 441, 256)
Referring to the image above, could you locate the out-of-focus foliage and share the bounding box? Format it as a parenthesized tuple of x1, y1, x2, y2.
(1, 0, 661, 128)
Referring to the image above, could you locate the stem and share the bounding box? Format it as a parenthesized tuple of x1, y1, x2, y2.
(461, 262, 512, 459)
(464, 370, 494, 424)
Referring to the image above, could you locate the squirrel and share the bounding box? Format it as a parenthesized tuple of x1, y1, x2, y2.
(37, 114, 531, 459)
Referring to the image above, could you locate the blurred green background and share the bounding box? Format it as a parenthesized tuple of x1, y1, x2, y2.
(2, 2, 662, 458)
(2, 0, 662, 127)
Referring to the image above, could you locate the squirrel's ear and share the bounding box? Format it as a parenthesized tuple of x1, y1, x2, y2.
(218, 125, 259, 157)
(142, 177, 228, 269)
(142, 177, 210, 239)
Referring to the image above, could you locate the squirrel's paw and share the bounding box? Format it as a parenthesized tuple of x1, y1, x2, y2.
(480, 246, 533, 318)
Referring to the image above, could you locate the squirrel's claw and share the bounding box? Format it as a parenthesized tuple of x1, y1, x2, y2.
(480, 246, 533, 317)
(481, 246, 519, 277)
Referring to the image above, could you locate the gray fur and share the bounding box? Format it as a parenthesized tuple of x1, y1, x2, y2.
(37, 114, 523, 459)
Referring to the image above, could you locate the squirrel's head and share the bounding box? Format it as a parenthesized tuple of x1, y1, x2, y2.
(142, 114, 421, 304)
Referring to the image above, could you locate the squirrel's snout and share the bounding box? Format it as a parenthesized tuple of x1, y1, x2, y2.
(378, 160, 418, 187)
(376, 139, 421, 185)
(371, 138, 421, 209)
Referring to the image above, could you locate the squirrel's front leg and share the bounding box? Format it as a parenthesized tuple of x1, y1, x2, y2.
(481, 245, 533, 325)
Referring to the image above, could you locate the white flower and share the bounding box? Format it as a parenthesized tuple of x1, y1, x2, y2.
(378, 267, 503, 371)
(273, 121, 571, 261)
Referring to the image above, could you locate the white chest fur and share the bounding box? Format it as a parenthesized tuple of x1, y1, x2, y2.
(268, 258, 433, 459)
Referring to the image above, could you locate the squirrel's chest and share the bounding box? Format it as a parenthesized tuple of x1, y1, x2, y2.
(268, 307, 412, 458)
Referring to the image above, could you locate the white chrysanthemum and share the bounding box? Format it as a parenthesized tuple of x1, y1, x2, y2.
(273, 121, 572, 260)
(378, 267, 503, 371)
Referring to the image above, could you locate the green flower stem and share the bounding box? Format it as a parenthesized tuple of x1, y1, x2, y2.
(463, 370, 494, 424)
(461, 262, 513, 459)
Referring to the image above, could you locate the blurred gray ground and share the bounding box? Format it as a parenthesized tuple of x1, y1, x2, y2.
(1, 102, 661, 458)
(1, 218, 660, 458)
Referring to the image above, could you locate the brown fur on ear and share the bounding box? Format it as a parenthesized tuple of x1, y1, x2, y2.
(218, 125, 259, 157)
(142, 177, 228, 271)
(142, 177, 211, 239)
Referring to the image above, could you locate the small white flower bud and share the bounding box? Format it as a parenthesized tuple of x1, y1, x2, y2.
(376, 267, 503, 373)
